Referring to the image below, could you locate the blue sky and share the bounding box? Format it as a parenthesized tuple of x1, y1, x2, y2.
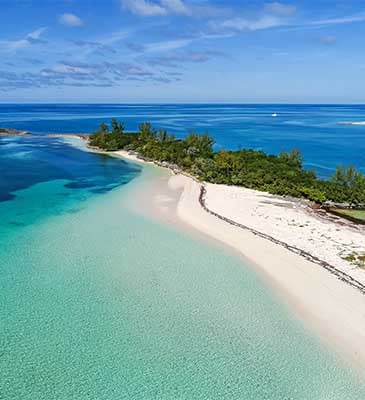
(1, 0, 365, 103)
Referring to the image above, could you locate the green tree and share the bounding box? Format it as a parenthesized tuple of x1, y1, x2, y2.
(139, 122, 156, 143)
(88, 119, 365, 206)
(183, 131, 214, 165)
(279, 149, 303, 167)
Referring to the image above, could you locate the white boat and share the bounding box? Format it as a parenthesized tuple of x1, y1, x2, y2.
(271, 113, 278, 117)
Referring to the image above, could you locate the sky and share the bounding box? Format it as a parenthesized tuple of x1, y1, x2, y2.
(0, 0, 365, 103)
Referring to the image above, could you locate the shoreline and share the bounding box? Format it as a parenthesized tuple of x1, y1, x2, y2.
(102, 148, 365, 371)
(0, 128, 28, 136)
(198, 185, 365, 294)
(5, 132, 365, 291)
(127, 168, 365, 371)
(6, 133, 365, 368)
(111, 149, 365, 288)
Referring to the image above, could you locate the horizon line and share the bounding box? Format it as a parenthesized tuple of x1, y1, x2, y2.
(1, 102, 365, 106)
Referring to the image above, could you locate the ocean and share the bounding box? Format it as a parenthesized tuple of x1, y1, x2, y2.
(1, 105, 365, 398)
(1, 103, 365, 178)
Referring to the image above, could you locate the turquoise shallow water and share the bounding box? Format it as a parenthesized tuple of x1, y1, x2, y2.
(1, 139, 365, 398)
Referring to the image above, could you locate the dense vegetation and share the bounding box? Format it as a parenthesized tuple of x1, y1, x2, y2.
(89, 119, 365, 206)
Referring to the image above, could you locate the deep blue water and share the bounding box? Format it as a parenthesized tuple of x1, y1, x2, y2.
(1, 103, 365, 177)
(0, 135, 141, 229)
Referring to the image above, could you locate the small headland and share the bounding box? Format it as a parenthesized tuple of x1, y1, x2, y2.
(0, 127, 28, 136)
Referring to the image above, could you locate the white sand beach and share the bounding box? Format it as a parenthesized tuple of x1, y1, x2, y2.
(110, 148, 365, 371)
(204, 183, 365, 285)
(165, 173, 365, 369)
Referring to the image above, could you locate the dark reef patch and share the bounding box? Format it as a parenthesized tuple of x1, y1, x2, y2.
(0, 135, 141, 203)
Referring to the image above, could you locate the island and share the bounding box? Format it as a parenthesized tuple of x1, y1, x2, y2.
(89, 119, 365, 209)
(87, 119, 365, 286)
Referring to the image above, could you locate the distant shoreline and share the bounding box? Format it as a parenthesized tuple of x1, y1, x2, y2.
(0, 128, 28, 136)
(338, 121, 365, 126)
(0, 129, 90, 140)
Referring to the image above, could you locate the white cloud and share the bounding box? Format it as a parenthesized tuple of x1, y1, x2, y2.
(50, 64, 92, 75)
(220, 15, 283, 32)
(121, 0, 190, 16)
(27, 27, 47, 41)
(310, 14, 365, 26)
(215, 9, 365, 36)
(2, 27, 47, 51)
(144, 38, 192, 52)
(59, 13, 84, 27)
(160, 0, 190, 15)
(122, 0, 167, 16)
(265, 2, 296, 16)
(276, 13, 365, 33)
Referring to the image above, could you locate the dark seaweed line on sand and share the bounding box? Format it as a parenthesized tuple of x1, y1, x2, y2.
(198, 185, 365, 295)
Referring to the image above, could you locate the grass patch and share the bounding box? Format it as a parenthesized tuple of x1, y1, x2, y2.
(331, 208, 365, 223)
(343, 252, 365, 269)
